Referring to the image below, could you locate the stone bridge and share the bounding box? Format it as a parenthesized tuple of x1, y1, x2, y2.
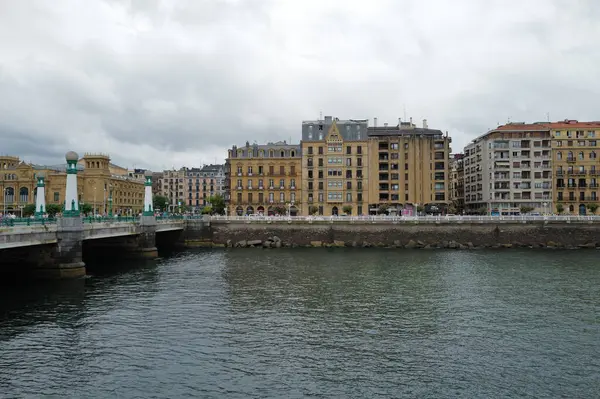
(0, 218, 186, 250)
(0, 216, 205, 279)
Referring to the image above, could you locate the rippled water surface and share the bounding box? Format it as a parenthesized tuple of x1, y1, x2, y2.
(1, 249, 600, 398)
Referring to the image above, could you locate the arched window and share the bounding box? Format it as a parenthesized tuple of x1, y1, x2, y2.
(19, 187, 28, 203)
(578, 151, 584, 160)
(567, 151, 573, 160)
(591, 151, 597, 159)
(318, 132, 323, 140)
(557, 152, 562, 160)
(280, 150, 285, 158)
(269, 150, 274, 158)
(4, 187, 14, 203)
(291, 150, 295, 157)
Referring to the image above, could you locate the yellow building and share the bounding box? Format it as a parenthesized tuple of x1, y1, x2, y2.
(0, 153, 144, 215)
(366, 119, 451, 215)
(300, 116, 369, 215)
(227, 141, 301, 215)
(550, 120, 600, 215)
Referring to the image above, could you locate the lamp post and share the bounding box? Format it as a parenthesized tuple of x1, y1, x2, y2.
(93, 187, 97, 216)
(108, 183, 113, 217)
(103, 186, 106, 215)
(543, 202, 548, 215)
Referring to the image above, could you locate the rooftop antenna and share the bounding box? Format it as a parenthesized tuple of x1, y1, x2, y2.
(319, 110, 323, 120)
(547, 112, 550, 122)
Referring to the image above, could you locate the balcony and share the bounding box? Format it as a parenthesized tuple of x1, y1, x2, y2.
(566, 158, 576, 163)
(290, 186, 296, 190)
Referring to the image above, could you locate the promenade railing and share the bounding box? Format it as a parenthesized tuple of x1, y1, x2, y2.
(0, 217, 57, 227)
(209, 214, 600, 223)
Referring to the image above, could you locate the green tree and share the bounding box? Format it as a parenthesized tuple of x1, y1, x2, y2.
(477, 207, 487, 215)
(308, 205, 319, 215)
(520, 206, 534, 214)
(80, 203, 93, 214)
(273, 205, 287, 215)
(46, 204, 62, 217)
(153, 195, 169, 211)
(556, 204, 564, 214)
(23, 203, 36, 217)
(342, 205, 353, 215)
(201, 205, 213, 215)
(587, 203, 599, 214)
(378, 204, 389, 214)
(208, 194, 226, 215)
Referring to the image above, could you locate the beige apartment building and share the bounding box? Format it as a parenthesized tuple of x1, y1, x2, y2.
(300, 116, 369, 216)
(550, 120, 600, 215)
(366, 118, 451, 215)
(227, 141, 301, 216)
(158, 169, 186, 212)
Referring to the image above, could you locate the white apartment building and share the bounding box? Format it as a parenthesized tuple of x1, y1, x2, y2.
(464, 123, 553, 215)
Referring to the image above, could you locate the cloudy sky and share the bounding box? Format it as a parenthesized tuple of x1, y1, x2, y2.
(1, 0, 600, 171)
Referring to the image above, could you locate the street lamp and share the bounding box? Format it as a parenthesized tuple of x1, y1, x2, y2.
(108, 183, 113, 217)
(103, 186, 106, 215)
(543, 202, 548, 215)
(93, 186, 97, 216)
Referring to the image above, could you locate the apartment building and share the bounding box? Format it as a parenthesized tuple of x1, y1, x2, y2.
(463, 123, 552, 214)
(183, 164, 226, 210)
(158, 169, 186, 212)
(227, 141, 301, 216)
(450, 153, 465, 213)
(367, 118, 451, 215)
(550, 120, 600, 215)
(300, 116, 369, 216)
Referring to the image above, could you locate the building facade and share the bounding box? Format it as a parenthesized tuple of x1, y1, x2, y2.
(463, 123, 552, 214)
(300, 116, 369, 216)
(450, 153, 465, 213)
(227, 141, 301, 216)
(550, 120, 600, 215)
(1, 153, 145, 215)
(158, 169, 186, 212)
(183, 164, 226, 211)
(367, 118, 451, 215)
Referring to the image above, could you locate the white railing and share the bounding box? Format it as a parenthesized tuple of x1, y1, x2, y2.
(209, 215, 600, 223)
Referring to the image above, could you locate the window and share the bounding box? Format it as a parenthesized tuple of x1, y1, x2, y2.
(308, 126, 313, 140)
(308, 146, 313, 154)
(258, 179, 263, 188)
(269, 192, 274, 203)
(391, 143, 399, 150)
(346, 193, 352, 202)
(280, 192, 285, 202)
(291, 179, 296, 188)
(248, 166, 253, 174)
(279, 179, 285, 188)
(346, 146, 351, 154)
(291, 193, 296, 202)
(247, 179, 252, 189)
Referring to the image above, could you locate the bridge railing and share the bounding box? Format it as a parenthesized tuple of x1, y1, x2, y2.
(156, 215, 185, 221)
(0, 217, 57, 227)
(82, 216, 139, 224)
(209, 214, 600, 223)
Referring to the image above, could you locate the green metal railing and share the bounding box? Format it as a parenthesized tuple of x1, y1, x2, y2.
(1, 217, 57, 227)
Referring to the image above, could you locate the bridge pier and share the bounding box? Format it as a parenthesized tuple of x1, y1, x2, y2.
(34, 214, 86, 279)
(137, 215, 158, 258)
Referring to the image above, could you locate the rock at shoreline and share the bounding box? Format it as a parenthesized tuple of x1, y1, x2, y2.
(405, 240, 417, 249)
(247, 240, 262, 246)
(310, 241, 322, 247)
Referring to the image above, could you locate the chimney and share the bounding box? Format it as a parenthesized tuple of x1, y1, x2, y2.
(384, 122, 388, 127)
(423, 119, 428, 129)
(398, 117, 401, 126)
(374, 117, 378, 127)
(409, 117, 413, 125)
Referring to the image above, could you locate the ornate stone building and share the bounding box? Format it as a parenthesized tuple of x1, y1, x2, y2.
(300, 116, 370, 216)
(183, 164, 226, 211)
(0, 153, 145, 215)
(227, 141, 301, 216)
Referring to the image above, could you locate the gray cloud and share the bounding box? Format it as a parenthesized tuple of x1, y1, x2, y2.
(1, 0, 600, 169)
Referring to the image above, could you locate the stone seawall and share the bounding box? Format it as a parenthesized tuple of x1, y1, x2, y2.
(202, 220, 600, 249)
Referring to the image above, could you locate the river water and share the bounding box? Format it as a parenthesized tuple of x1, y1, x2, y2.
(0, 249, 599, 398)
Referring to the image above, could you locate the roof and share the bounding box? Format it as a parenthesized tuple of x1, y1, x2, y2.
(367, 126, 444, 137)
